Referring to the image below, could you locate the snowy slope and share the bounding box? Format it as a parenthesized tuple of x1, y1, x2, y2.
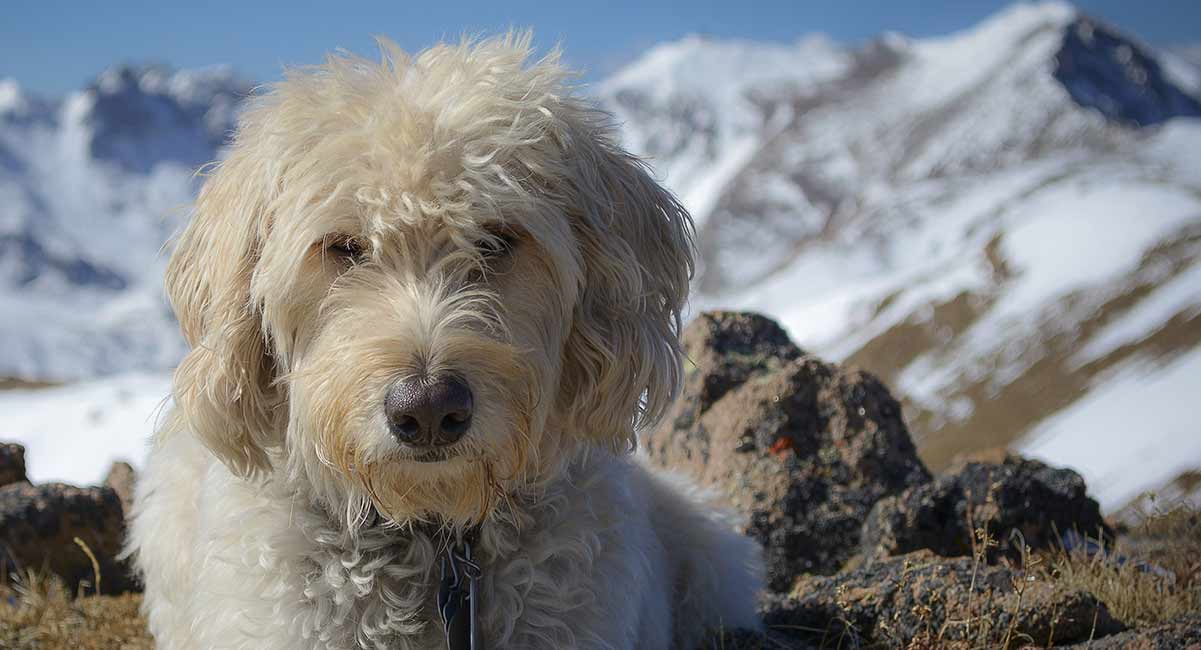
(597, 34, 852, 230)
(2, 3, 1201, 510)
(1019, 347, 1201, 509)
(0, 65, 250, 381)
(0, 373, 171, 485)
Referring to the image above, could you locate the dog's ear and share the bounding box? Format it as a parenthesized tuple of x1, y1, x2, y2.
(165, 147, 281, 478)
(555, 110, 696, 451)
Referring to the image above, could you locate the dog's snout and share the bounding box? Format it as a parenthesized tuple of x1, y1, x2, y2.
(385, 375, 474, 447)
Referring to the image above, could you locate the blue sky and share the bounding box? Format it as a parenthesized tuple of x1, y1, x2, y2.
(4, 0, 1199, 96)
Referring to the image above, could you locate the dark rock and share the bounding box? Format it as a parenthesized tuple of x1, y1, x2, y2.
(104, 460, 137, 516)
(646, 311, 931, 591)
(762, 550, 1124, 648)
(1054, 18, 1201, 127)
(85, 64, 251, 173)
(0, 481, 137, 594)
(0, 229, 128, 291)
(0, 442, 27, 487)
(862, 454, 1112, 564)
(1064, 614, 1201, 649)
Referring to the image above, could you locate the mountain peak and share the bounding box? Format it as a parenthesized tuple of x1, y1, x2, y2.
(976, 0, 1076, 32)
(0, 78, 53, 124)
(90, 63, 249, 105)
(1054, 17, 1201, 126)
(0, 78, 24, 114)
(70, 63, 253, 172)
(599, 32, 849, 104)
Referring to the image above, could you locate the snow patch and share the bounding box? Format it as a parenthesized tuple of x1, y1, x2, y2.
(1074, 261, 1201, 366)
(0, 372, 172, 485)
(995, 182, 1201, 321)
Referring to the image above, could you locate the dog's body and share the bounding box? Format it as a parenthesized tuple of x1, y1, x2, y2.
(133, 431, 759, 649)
(130, 34, 763, 649)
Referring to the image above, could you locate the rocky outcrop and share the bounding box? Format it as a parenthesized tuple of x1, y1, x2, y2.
(861, 454, 1112, 564)
(645, 311, 931, 590)
(658, 312, 1196, 649)
(761, 550, 1124, 648)
(0, 481, 136, 594)
(0, 442, 26, 487)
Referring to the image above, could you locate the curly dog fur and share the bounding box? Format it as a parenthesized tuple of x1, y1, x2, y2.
(129, 33, 763, 649)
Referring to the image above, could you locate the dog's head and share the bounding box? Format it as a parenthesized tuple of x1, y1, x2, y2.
(165, 34, 694, 527)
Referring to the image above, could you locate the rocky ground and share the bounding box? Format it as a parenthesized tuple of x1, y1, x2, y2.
(3, 311, 1199, 648)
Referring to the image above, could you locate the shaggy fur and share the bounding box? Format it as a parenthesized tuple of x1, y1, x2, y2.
(129, 33, 763, 649)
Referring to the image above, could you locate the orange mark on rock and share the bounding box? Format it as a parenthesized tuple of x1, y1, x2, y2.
(771, 436, 794, 457)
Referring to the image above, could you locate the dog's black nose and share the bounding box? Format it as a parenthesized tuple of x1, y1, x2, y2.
(385, 375, 473, 447)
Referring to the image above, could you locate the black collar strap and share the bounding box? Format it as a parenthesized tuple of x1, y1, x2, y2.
(437, 528, 483, 650)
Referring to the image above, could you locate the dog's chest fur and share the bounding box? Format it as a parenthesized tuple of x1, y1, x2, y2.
(182, 453, 658, 650)
(287, 516, 443, 648)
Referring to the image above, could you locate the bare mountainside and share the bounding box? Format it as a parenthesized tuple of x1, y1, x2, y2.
(599, 1, 1201, 508)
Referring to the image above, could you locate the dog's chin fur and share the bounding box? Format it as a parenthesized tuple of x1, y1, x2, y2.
(129, 32, 765, 649)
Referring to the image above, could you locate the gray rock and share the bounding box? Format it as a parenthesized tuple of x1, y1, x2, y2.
(0, 481, 136, 593)
(761, 550, 1124, 648)
(645, 311, 930, 591)
(861, 453, 1112, 564)
(1064, 614, 1201, 649)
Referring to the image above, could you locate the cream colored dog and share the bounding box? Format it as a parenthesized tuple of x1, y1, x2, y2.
(129, 33, 763, 649)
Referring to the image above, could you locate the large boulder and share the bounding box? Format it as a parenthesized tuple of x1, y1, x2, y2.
(761, 550, 1124, 648)
(861, 454, 1112, 564)
(0, 482, 137, 594)
(645, 311, 931, 591)
(0, 442, 27, 488)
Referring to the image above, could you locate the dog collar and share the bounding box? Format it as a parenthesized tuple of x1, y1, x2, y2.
(437, 528, 482, 650)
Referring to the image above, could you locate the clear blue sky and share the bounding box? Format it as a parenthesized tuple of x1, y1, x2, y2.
(4, 0, 1199, 96)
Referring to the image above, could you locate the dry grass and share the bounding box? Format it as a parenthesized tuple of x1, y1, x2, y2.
(942, 498, 1200, 649)
(921, 502, 1201, 650)
(0, 572, 151, 650)
(1043, 504, 1201, 630)
(760, 493, 1200, 650)
(911, 514, 1042, 650)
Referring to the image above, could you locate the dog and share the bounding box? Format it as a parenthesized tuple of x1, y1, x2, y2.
(129, 33, 764, 649)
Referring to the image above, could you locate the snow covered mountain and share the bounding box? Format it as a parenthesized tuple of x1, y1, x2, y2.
(2, 2, 1200, 510)
(0, 65, 251, 380)
(601, 1, 1201, 508)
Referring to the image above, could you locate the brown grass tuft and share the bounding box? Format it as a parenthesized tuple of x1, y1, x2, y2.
(1042, 504, 1201, 630)
(0, 571, 151, 650)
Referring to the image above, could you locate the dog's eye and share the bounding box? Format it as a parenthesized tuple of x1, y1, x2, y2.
(325, 235, 367, 261)
(476, 226, 518, 260)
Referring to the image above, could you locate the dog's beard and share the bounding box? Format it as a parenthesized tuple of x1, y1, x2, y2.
(285, 328, 552, 531)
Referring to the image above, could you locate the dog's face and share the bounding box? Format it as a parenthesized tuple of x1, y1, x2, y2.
(164, 35, 693, 527)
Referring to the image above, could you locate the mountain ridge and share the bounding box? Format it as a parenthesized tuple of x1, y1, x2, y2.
(1, 2, 1199, 509)
(0, 64, 252, 380)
